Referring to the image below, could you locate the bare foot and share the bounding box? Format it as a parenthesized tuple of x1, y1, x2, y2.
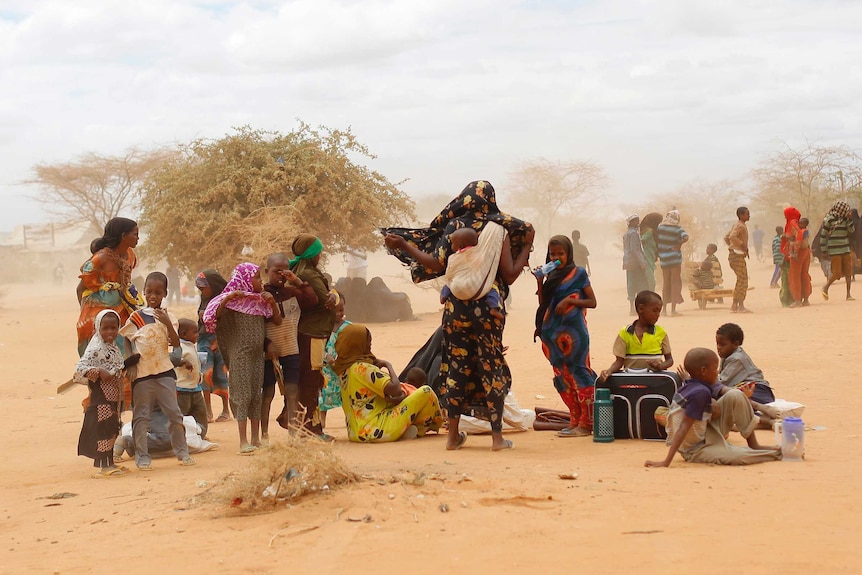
(491, 439, 514, 451)
(446, 431, 467, 450)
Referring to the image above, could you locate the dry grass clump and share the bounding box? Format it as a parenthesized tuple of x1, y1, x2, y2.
(215, 433, 358, 513)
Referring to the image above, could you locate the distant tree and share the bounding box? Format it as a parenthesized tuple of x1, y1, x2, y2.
(30, 148, 174, 229)
(751, 140, 862, 220)
(139, 124, 414, 273)
(508, 158, 608, 236)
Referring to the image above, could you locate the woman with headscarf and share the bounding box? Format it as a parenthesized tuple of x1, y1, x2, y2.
(640, 212, 663, 293)
(76, 217, 144, 357)
(383, 180, 535, 451)
(203, 263, 281, 453)
(333, 323, 443, 442)
(535, 235, 597, 437)
(623, 214, 648, 315)
(195, 269, 231, 422)
(288, 233, 338, 439)
(781, 206, 810, 307)
(656, 209, 689, 316)
(821, 200, 856, 301)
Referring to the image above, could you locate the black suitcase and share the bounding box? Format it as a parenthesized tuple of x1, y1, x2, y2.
(595, 370, 681, 440)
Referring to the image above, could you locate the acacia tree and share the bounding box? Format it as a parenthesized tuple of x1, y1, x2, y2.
(30, 148, 174, 229)
(139, 124, 414, 273)
(751, 140, 862, 220)
(508, 158, 608, 236)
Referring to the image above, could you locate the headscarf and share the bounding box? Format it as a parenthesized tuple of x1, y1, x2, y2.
(829, 200, 851, 219)
(76, 309, 124, 377)
(640, 212, 662, 233)
(781, 206, 801, 257)
(535, 235, 576, 333)
(626, 214, 639, 225)
(290, 234, 323, 276)
(661, 210, 680, 227)
(196, 269, 228, 326)
(381, 180, 531, 283)
(202, 263, 272, 333)
(332, 323, 377, 376)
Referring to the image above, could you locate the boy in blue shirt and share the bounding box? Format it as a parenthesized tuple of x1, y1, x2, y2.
(645, 347, 781, 467)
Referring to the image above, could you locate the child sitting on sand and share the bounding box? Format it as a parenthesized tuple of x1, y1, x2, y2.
(715, 323, 779, 428)
(440, 227, 504, 319)
(599, 290, 673, 381)
(645, 347, 781, 467)
(175, 318, 208, 439)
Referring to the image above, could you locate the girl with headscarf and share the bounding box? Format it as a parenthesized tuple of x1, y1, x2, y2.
(656, 209, 689, 316)
(535, 235, 598, 437)
(383, 181, 535, 451)
(640, 212, 663, 292)
(76, 309, 127, 477)
(333, 323, 443, 442)
(289, 233, 338, 439)
(780, 206, 810, 307)
(821, 200, 856, 301)
(203, 263, 281, 453)
(195, 269, 231, 422)
(76, 217, 144, 357)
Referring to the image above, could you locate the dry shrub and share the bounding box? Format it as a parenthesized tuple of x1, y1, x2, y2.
(213, 433, 359, 514)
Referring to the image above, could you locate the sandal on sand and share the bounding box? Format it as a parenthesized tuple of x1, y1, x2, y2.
(215, 413, 231, 422)
(136, 462, 153, 471)
(447, 431, 467, 451)
(847, 296, 855, 301)
(94, 467, 128, 478)
(238, 445, 257, 456)
(557, 427, 590, 438)
(821, 290, 829, 301)
(492, 439, 514, 451)
(179, 456, 196, 466)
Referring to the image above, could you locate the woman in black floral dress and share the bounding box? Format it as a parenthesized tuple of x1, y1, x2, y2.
(383, 181, 534, 451)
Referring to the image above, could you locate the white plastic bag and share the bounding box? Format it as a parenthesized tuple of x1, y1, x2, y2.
(459, 392, 536, 435)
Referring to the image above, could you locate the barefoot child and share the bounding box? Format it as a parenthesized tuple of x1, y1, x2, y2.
(320, 292, 351, 433)
(261, 253, 315, 438)
(195, 270, 231, 422)
(536, 235, 598, 437)
(599, 290, 673, 380)
(645, 347, 781, 467)
(76, 309, 128, 477)
(715, 323, 778, 428)
(203, 263, 281, 454)
(120, 272, 195, 470)
(175, 318, 208, 439)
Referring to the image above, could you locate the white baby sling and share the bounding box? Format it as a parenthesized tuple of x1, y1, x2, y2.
(445, 221, 506, 301)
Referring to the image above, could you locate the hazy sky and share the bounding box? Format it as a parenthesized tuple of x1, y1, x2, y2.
(1, 0, 861, 231)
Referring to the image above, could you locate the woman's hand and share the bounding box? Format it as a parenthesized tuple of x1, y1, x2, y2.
(383, 233, 407, 251)
(554, 298, 573, 315)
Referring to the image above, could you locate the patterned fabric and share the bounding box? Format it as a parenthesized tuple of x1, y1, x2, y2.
(538, 266, 596, 429)
(319, 320, 352, 411)
(197, 332, 229, 397)
(119, 310, 177, 380)
(381, 180, 530, 284)
(821, 208, 855, 256)
(771, 234, 783, 265)
(692, 268, 715, 290)
(76, 247, 142, 356)
(656, 225, 688, 268)
(216, 308, 265, 421)
(728, 252, 748, 302)
(340, 362, 443, 442)
(202, 263, 272, 333)
(76, 310, 125, 378)
(781, 207, 801, 258)
(196, 269, 228, 336)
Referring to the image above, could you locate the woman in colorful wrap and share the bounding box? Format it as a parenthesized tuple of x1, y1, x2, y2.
(333, 323, 443, 442)
(535, 235, 598, 437)
(383, 180, 534, 451)
(780, 206, 809, 307)
(289, 234, 338, 439)
(76, 217, 144, 357)
(195, 269, 231, 422)
(203, 263, 281, 454)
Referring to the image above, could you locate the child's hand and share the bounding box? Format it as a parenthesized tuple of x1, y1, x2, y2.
(599, 370, 610, 382)
(153, 308, 171, 326)
(180, 359, 193, 370)
(260, 291, 275, 304)
(99, 368, 115, 381)
(737, 382, 755, 399)
(324, 291, 338, 309)
(283, 270, 301, 286)
(647, 359, 663, 371)
(124, 353, 141, 369)
(229, 290, 244, 300)
(266, 342, 279, 361)
(676, 365, 690, 380)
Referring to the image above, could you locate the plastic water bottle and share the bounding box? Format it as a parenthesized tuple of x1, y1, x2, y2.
(782, 417, 805, 461)
(593, 388, 614, 443)
(532, 259, 561, 278)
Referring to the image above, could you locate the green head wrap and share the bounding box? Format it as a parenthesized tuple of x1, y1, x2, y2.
(289, 234, 323, 273)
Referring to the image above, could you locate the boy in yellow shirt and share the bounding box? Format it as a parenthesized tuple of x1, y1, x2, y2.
(599, 290, 674, 381)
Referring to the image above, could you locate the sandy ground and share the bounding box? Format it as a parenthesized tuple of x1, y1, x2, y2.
(0, 254, 859, 574)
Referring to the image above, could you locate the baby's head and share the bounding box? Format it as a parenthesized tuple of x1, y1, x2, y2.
(683, 347, 720, 385)
(634, 290, 663, 326)
(450, 228, 479, 251)
(775, 225, 783, 235)
(706, 243, 718, 256)
(700, 260, 713, 272)
(178, 318, 198, 344)
(334, 291, 346, 323)
(144, 272, 169, 309)
(404, 367, 427, 387)
(715, 323, 743, 359)
(799, 217, 809, 229)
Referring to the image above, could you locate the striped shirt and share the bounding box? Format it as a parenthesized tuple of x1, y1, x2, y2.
(612, 322, 671, 369)
(821, 214, 854, 256)
(772, 234, 783, 264)
(656, 224, 689, 268)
